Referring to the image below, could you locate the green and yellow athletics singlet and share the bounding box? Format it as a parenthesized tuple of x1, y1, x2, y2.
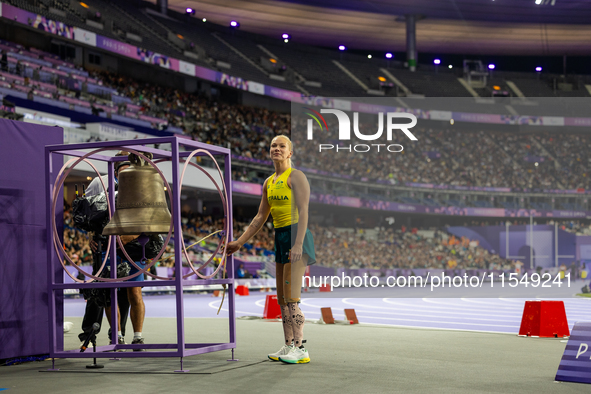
(267, 167, 298, 228)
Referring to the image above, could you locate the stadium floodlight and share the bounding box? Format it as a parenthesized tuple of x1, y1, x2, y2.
(535, 66, 542, 72)
(433, 58, 441, 65)
(282, 33, 290, 39)
(185, 8, 195, 15)
(367, 54, 372, 59)
(338, 45, 346, 51)
(230, 20, 240, 28)
(535, 0, 543, 4)
(488, 63, 495, 70)
(385, 53, 393, 59)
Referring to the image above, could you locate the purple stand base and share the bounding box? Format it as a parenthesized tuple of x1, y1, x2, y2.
(46, 359, 60, 371)
(227, 349, 239, 362)
(174, 358, 190, 373)
(86, 343, 104, 369)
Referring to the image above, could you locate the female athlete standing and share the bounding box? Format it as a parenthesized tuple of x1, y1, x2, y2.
(226, 134, 316, 364)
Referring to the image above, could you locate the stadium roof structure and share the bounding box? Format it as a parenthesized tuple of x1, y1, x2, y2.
(162, 0, 591, 55)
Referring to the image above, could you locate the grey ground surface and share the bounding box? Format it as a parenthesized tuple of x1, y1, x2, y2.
(0, 317, 588, 393)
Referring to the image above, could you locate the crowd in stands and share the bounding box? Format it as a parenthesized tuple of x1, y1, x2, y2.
(311, 224, 517, 271)
(551, 220, 591, 236)
(94, 70, 291, 158)
(291, 116, 591, 191)
(63, 208, 93, 266)
(63, 220, 92, 266)
(456, 218, 591, 236)
(3, 37, 591, 192)
(537, 133, 591, 190)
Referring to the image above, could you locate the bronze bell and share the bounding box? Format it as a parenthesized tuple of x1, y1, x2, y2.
(103, 153, 171, 235)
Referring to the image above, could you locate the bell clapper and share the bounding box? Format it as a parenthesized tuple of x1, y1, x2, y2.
(137, 233, 150, 262)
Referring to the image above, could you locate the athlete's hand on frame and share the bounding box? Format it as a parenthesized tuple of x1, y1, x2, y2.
(225, 241, 242, 256)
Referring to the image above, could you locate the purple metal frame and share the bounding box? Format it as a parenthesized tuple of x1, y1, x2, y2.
(45, 137, 236, 370)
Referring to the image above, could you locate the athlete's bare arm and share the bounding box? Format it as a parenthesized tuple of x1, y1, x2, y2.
(226, 178, 271, 255)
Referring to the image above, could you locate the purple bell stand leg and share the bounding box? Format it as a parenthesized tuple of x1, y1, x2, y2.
(227, 348, 239, 362)
(174, 358, 189, 373)
(47, 358, 60, 372)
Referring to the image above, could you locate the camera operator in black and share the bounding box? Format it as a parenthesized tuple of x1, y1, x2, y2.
(77, 159, 131, 348)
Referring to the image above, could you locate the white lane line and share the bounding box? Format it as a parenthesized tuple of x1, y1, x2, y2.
(417, 298, 522, 311)
(331, 314, 520, 328)
(335, 309, 520, 322)
(499, 298, 528, 303)
(255, 299, 266, 308)
(300, 298, 327, 308)
(368, 298, 523, 312)
(340, 299, 522, 319)
(207, 299, 263, 315)
(355, 322, 516, 335)
(295, 297, 588, 320)
(459, 298, 521, 305)
(304, 298, 522, 320)
(299, 304, 521, 328)
(384, 298, 522, 313)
